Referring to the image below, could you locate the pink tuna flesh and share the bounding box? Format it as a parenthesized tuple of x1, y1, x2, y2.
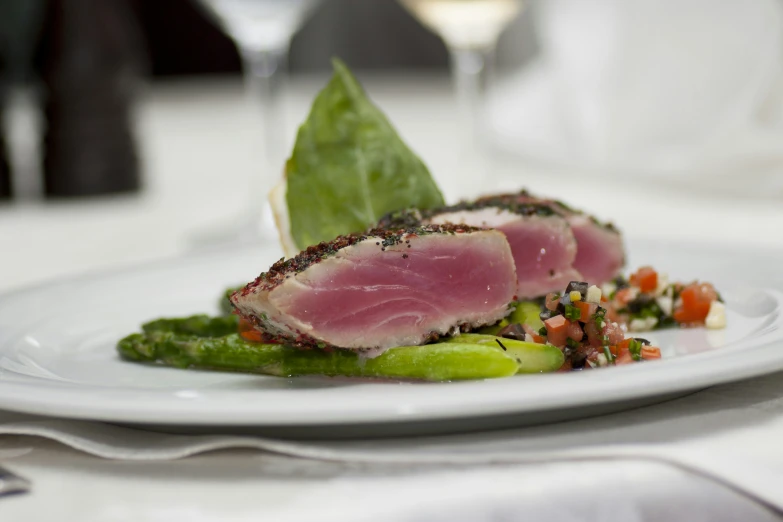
(567, 214, 625, 286)
(428, 209, 581, 299)
(496, 216, 583, 299)
(232, 228, 517, 354)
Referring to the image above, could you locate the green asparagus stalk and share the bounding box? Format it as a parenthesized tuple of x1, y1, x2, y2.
(118, 331, 520, 381)
(508, 301, 544, 330)
(118, 332, 284, 370)
(142, 314, 239, 337)
(444, 333, 563, 373)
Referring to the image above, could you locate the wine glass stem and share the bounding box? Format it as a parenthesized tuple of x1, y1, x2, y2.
(449, 47, 492, 145)
(238, 46, 288, 232)
(241, 46, 289, 165)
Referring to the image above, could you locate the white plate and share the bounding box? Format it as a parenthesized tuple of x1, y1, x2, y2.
(0, 240, 782, 436)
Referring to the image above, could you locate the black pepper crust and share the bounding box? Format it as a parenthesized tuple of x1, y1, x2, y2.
(481, 190, 621, 234)
(379, 190, 620, 234)
(377, 195, 557, 230)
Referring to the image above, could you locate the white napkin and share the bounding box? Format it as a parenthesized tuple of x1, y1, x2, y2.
(487, 0, 783, 194)
(2, 371, 783, 512)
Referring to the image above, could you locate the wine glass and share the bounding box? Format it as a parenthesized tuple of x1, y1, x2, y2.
(398, 0, 524, 141)
(194, 0, 322, 244)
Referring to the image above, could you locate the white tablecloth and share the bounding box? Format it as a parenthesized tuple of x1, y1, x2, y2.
(1, 75, 782, 521)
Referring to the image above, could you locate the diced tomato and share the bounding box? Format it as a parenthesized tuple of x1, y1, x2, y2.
(544, 315, 569, 347)
(566, 320, 584, 342)
(558, 359, 573, 372)
(614, 287, 636, 307)
(630, 266, 658, 293)
(606, 322, 625, 346)
(673, 282, 718, 324)
(605, 304, 624, 324)
(641, 346, 662, 360)
(609, 342, 631, 358)
(522, 324, 546, 344)
(575, 301, 597, 323)
(584, 320, 602, 347)
(584, 348, 600, 367)
(238, 318, 265, 343)
(545, 293, 560, 312)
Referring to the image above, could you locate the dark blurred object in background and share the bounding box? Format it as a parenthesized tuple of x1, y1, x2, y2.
(0, 41, 10, 200)
(130, 0, 448, 76)
(36, 0, 146, 198)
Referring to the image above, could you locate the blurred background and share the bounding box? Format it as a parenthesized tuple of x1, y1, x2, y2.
(1, 0, 783, 290)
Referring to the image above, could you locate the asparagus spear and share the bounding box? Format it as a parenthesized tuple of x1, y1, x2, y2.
(508, 301, 544, 330)
(142, 314, 239, 337)
(118, 331, 520, 380)
(118, 332, 284, 370)
(444, 333, 563, 373)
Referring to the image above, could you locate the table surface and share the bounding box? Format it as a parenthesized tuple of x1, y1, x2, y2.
(0, 75, 782, 521)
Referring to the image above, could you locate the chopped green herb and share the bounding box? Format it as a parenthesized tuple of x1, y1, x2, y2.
(602, 345, 615, 365)
(593, 307, 607, 329)
(538, 326, 548, 337)
(629, 339, 643, 361)
(565, 337, 580, 350)
(565, 304, 581, 321)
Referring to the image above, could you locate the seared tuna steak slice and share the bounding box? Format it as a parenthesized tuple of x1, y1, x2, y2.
(492, 191, 625, 285)
(231, 224, 517, 355)
(380, 200, 582, 299)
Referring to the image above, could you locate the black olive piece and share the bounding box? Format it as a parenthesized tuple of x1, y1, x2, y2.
(627, 294, 654, 314)
(565, 281, 589, 298)
(612, 275, 630, 290)
(571, 352, 587, 369)
(498, 323, 527, 341)
(540, 309, 556, 322)
(634, 337, 651, 346)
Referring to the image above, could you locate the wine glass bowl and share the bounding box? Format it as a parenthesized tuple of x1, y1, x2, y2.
(198, 0, 321, 53)
(399, 0, 523, 50)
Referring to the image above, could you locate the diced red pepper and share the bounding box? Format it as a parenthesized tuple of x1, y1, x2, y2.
(630, 266, 658, 293)
(575, 301, 597, 323)
(641, 346, 662, 360)
(238, 318, 265, 343)
(673, 283, 718, 324)
(544, 315, 569, 347)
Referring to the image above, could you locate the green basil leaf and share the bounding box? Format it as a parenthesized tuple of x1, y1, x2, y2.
(285, 58, 445, 250)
